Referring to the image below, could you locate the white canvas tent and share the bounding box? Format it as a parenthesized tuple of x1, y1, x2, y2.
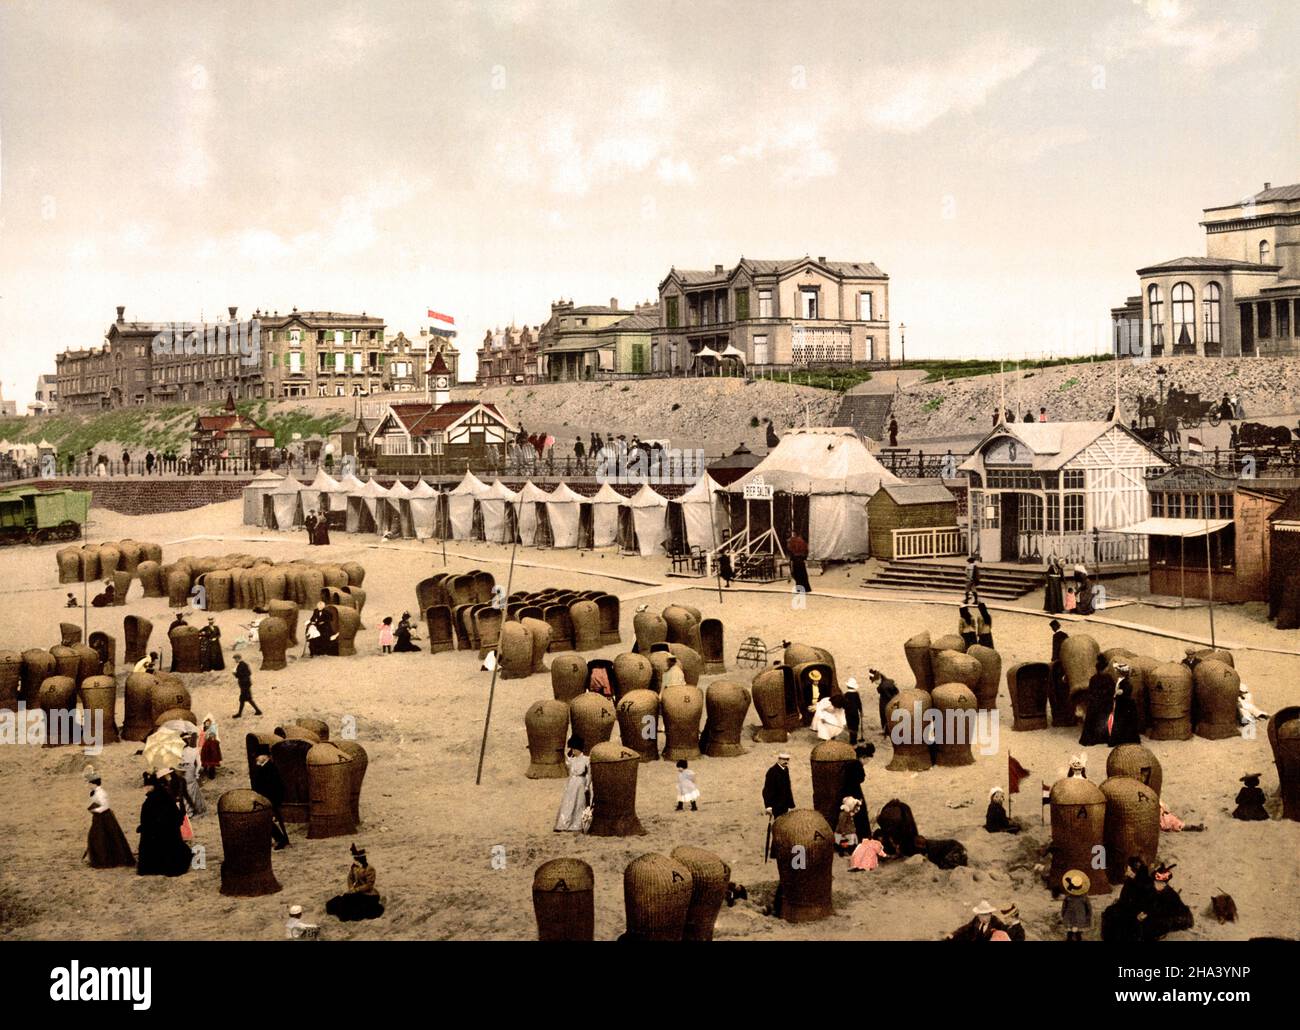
(726, 426, 903, 561)
(406, 479, 441, 540)
(346, 477, 390, 534)
(337, 472, 366, 494)
(587, 482, 624, 548)
(481, 479, 520, 543)
(265, 478, 304, 530)
(546, 482, 586, 548)
(448, 471, 489, 540)
(380, 478, 414, 538)
(517, 482, 554, 546)
(243, 470, 285, 526)
(668, 473, 724, 552)
(626, 483, 669, 556)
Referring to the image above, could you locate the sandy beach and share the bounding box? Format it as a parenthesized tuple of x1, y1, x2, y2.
(1, 498, 1297, 941)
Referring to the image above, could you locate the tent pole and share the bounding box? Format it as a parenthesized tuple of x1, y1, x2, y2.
(707, 479, 723, 603)
(476, 502, 520, 786)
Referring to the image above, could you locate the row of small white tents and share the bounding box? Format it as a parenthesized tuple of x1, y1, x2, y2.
(243, 467, 725, 556)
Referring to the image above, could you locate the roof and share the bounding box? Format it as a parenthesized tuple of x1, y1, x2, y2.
(960, 421, 1167, 474)
(379, 400, 513, 438)
(1115, 517, 1232, 538)
(407, 479, 438, 498)
(876, 482, 957, 506)
(449, 471, 489, 496)
(677, 474, 722, 502)
(601, 309, 659, 332)
(517, 481, 552, 503)
(628, 483, 667, 508)
(663, 256, 887, 290)
(1138, 256, 1281, 275)
(1205, 182, 1300, 211)
(728, 426, 903, 496)
(589, 482, 625, 504)
(547, 482, 587, 504)
(386, 479, 413, 498)
(428, 351, 450, 376)
(484, 479, 519, 500)
(355, 477, 390, 498)
(1267, 490, 1300, 525)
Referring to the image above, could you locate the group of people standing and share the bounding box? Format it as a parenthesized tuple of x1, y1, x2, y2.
(1044, 554, 1099, 616)
(304, 509, 332, 546)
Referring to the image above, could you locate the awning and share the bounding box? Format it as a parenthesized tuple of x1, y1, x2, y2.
(1116, 517, 1232, 538)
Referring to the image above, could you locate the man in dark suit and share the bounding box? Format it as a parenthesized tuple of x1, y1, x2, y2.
(762, 752, 795, 817)
(251, 753, 289, 849)
(841, 679, 864, 744)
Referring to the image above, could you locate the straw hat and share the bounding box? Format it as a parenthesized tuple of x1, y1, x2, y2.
(1062, 869, 1090, 896)
(971, 900, 997, 916)
(844, 677, 859, 693)
(288, 905, 303, 917)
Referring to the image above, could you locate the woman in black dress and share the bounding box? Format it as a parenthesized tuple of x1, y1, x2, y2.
(393, 612, 420, 652)
(136, 773, 192, 877)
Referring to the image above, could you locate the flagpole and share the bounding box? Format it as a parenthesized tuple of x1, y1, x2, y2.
(475, 502, 520, 786)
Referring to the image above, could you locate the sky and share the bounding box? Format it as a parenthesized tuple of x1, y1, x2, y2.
(0, 0, 1297, 405)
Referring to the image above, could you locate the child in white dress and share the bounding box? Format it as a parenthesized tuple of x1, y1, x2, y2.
(675, 759, 699, 811)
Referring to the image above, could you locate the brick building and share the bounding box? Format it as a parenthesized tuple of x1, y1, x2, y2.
(476, 324, 543, 386)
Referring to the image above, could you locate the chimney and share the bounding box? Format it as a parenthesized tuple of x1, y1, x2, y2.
(115, 305, 125, 323)
(817, 255, 826, 262)
(228, 305, 238, 321)
(610, 297, 619, 310)
(714, 264, 724, 273)
(1264, 182, 1271, 190)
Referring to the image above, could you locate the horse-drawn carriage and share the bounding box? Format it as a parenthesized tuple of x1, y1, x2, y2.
(1135, 388, 1221, 449)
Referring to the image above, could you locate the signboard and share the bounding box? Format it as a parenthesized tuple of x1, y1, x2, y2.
(743, 475, 775, 500)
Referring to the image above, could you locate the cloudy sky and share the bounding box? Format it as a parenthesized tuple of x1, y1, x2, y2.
(0, 0, 1296, 403)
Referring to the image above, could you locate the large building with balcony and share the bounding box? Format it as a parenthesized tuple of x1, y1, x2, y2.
(1112, 182, 1300, 359)
(54, 305, 439, 412)
(653, 256, 890, 373)
(538, 298, 659, 381)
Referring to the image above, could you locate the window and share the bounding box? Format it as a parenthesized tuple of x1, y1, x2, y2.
(289, 329, 301, 346)
(1204, 283, 1221, 345)
(758, 290, 773, 318)
(1260, 240, 1271, 264)
(866, 335, 876, 360)
(630, 344, 646, 374)
(1063, 469, 1084, 489)
(334, 331, 344, 347)
(791, 326, 851, 364)
(1259, 302, 1272, 339)
(352, 352, 363, 373)
(289, 352, 301, 374)
(752, 334, 769, 364)
(858, 292, 873, 321)
(1172, 282, 1195, 348)
(800, 288, 819, 319)
(1148, 284, 1164, 351)
(734, 289, 750, 322)
(666, 297, 679, 328)
(1063, 494, 1085, 533)
(317, 352, 328, 372)
(1018, 496, 1044, 533)
(1279, 299, 1291, 339)
(1151, 493, 1164, 517)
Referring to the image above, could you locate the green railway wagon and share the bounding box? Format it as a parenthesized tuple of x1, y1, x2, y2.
(0, 487, 91, 545)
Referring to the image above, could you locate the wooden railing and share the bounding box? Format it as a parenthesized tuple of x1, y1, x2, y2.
(892, 526, 964, 559)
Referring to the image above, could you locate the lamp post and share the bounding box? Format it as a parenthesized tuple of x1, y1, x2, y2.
(899, 322, 906, 366)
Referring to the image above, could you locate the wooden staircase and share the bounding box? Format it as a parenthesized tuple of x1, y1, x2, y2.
(863, 560, 1043, 600)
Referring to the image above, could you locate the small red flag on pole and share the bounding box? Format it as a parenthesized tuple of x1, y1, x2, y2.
(1008, 754, 1030, 794)
(427, 309, 455, 325)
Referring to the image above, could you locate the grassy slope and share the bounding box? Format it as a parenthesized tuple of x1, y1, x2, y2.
(0, 402, 352, 453)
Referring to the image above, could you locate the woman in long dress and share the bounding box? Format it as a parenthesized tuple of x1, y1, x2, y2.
(554, 738, 591, 832)
(1044, 555, 1065, 614)
(84, 768, 134, 868)
(136, 773, 192, 877)
(199, 716, 222, 780)
(180, 734, 207, 817)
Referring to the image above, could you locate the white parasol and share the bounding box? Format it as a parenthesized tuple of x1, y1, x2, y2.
(142, 727, 186, 773)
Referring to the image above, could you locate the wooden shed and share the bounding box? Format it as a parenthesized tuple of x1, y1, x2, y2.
(1267, 489, 1300, 624)
(867, 482, 958, 559)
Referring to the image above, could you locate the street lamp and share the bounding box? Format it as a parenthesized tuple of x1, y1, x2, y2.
(899, 322, 906, 366)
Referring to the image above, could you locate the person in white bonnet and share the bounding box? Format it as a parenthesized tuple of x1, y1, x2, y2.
(285, 904, 319, 939)
(809, 692, 847, 741)
(1238, 684, 1268, 725)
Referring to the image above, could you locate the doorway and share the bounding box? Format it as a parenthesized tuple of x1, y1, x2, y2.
(1000, 493, 1020, 562)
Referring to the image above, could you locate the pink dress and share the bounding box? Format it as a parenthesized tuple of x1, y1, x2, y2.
(379, 625, 395, 648)
(850, 838, 886, 871)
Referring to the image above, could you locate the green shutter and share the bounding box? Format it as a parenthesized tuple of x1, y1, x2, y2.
(736, 289, 749, 321)
(378, 354, 386, 366)
(270, 353, 277, 367)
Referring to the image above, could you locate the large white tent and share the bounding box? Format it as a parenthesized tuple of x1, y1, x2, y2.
(517, 482, 553, 546)
(726, 426, 902, 560)
(546, 482, 586, 548)
(481, 479, 520, 543)
(626, 483, 669, 556)
(448, 471, 489, 540)
(243, 470, 286, 526)
(405, 479, 441, 540)
(265, 478, 304, 530)
(346, 477, 390, 534)
(667, 473, 725, 552)
(587, 482, 624, 548)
